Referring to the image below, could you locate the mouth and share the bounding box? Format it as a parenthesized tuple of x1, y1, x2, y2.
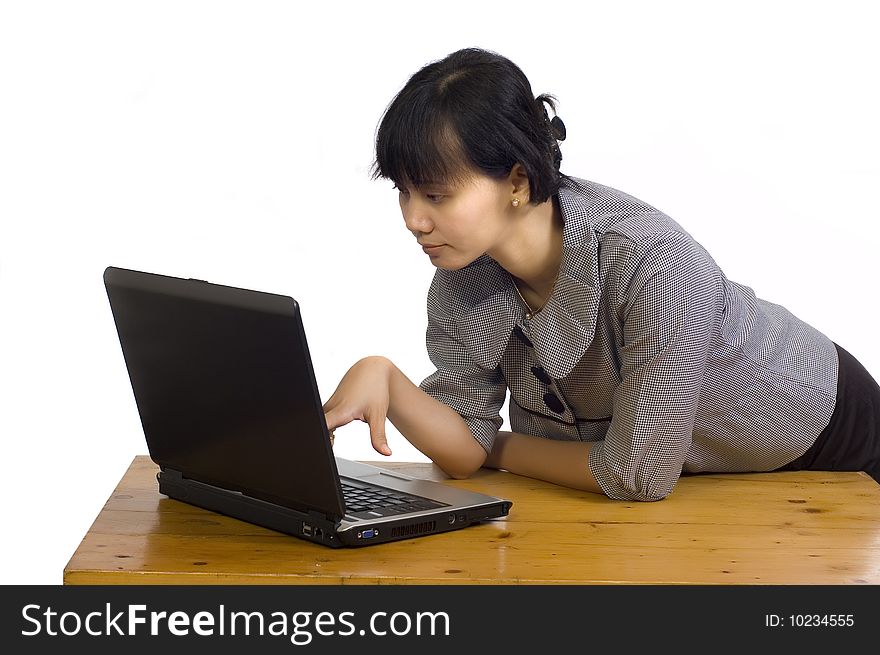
(420, 243, 445, 254)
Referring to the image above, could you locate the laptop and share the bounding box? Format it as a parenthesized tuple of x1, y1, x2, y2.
(103, 266, 512, 547)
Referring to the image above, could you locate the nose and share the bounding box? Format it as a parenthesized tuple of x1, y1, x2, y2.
(400, 194, 434, 236)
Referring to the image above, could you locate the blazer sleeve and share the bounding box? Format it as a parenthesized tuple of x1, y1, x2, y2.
(418, 302, 508, 453)
(588, 231, 719, 500)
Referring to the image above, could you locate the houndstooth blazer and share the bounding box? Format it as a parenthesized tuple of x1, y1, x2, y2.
(419, 175, 838, 500)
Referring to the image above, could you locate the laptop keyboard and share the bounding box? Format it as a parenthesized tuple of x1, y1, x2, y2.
(340, 479, 447, 518)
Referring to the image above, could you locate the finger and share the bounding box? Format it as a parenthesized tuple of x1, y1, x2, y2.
(324, 407, 352, 432)
(367, 413, 391, 456)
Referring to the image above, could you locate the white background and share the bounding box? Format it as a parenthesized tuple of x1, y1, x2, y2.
(1, 1, 878, 584)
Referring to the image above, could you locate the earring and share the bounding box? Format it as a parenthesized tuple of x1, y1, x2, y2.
(511, 198, 520, 208)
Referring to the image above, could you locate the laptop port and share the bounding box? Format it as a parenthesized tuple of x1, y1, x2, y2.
(302, 523, 313, 536)
(315, 527, 324, 539)
(358, 529, 378, 539)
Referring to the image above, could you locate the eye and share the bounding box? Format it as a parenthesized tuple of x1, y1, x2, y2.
(425, 193, 444, 203)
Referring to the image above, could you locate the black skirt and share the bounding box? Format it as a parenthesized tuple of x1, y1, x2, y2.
(777, 342, 880, 483)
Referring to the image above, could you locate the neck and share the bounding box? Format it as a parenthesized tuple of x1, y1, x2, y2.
(488, 196, 563, 309)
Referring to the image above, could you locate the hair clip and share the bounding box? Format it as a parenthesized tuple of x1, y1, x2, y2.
(550, 115, 567, 141)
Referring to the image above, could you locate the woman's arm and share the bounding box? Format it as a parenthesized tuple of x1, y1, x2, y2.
(385, 358, 488, 478)
(483, 431, 604, 494)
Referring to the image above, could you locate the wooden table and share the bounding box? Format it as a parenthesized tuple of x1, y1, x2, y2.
(64, 456, 880, 584)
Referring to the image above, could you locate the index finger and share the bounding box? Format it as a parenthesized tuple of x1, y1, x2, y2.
(324, 406, 352, 433)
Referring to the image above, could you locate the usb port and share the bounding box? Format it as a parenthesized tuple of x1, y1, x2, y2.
(302, 523, 313, 536)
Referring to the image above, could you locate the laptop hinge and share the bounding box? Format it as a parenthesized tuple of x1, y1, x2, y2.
(158, 467, 180, 483)
(159, 468, 343, 525)
(310, 509, 340, 523)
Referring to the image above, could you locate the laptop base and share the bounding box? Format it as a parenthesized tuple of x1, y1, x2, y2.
(159, 468, 511, 548)
(158, 468, 342, 547)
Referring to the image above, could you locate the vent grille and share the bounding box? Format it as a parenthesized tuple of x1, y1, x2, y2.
(390, 520, 437, 538)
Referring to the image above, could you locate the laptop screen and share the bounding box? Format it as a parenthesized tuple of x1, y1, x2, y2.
(104, 267, 346, 519)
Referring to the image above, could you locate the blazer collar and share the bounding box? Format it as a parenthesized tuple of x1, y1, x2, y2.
(450, 177, 602, 379)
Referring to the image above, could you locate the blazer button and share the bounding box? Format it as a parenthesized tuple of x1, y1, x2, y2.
(531, 365, 552, 385)
(543, 391, 565, 414)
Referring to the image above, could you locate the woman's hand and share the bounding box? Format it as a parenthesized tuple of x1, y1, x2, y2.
(323, 356, 395, 456)
(325, 355, 488, 479)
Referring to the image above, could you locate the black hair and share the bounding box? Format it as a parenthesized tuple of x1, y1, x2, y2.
(372, 47, 566, 204)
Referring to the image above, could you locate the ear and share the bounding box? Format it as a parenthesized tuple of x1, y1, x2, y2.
(507, 163, 532, 203)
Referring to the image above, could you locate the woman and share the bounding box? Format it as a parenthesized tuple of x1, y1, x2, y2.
(323, 47, 880, 501)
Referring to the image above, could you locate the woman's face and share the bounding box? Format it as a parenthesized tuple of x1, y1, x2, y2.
(397, 172, 515, 271)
